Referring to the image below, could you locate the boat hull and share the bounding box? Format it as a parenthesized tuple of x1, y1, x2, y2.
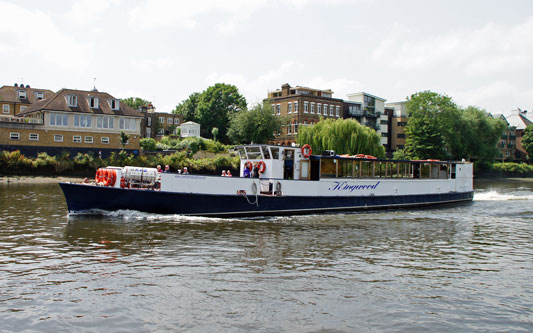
(59, 183, 474, 218)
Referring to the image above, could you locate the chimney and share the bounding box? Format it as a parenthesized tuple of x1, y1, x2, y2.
(281, 83, 291, 97)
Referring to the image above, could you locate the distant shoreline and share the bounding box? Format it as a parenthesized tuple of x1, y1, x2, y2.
(0, 175, 85, 184)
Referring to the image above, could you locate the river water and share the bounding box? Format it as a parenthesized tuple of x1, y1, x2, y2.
(0, 179, 532, 332)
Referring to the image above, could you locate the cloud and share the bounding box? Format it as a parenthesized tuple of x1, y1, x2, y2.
(372, 17, 533, 76)
(66, 0, 121, 25)
(0, 2, 93, 71)
(129, 57, 179, 72)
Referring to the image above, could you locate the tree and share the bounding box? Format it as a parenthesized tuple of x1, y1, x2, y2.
(140, 138, 157, 151)
(211, 127, 219, 142)
(173, 92, 200, 122)
(121, 97, 152, 110)
(297, 118, 385, 157)
(195, 83, 247, 143)
(522, 124, 533, 161)
(120, 131, 130, 150)
(227, 102, 283, 144)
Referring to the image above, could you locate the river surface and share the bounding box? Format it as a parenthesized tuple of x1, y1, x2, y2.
(0, 179, 532, 332)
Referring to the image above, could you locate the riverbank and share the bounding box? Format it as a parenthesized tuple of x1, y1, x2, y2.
(0, 175, 84, 184)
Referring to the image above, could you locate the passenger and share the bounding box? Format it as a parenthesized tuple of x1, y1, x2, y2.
(164, 165, 170, 173)
(177, 169, 182, 174)
(156, 165, 162, 173)
(243, 165, 251, 178)
(183, 167, 189, 175)
(226, 170, 232, 177)
(221, 170, 227, 177)
(252, 163, 260, 178)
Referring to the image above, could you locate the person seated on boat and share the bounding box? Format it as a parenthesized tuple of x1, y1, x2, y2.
(243, 165, 251, 178)
(252, 163, 260, 178)
(226, 170, 232, 177)
(157, 165, 162, 173)
(164, 165, 170, 172)
(221, 170, 227, 177)
(183, 167, 189, 175)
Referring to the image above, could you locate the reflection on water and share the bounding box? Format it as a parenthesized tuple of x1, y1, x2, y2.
(0, 180, 532, 332)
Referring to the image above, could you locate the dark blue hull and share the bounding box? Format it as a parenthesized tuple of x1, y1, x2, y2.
(59, 183, 474, 218)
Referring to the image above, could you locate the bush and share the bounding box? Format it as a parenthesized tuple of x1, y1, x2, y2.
(493, 162, 533, 175)
(140, 138, 157, 151)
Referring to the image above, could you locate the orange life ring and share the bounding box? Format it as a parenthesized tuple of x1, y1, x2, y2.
(105, 170, 116, 186)
(95, 169, 100, 183)
(364, 155, 377, 159)
(102, 169, 109, 185)
(301, 144, 312, 158)
(258, 161, 266, 173)
(355, 154, 365, 158)
(245, 161, 253, 171)
(120, 176, 126, 188)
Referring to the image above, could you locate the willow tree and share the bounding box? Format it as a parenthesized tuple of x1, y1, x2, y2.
(297, 118, 385, 157)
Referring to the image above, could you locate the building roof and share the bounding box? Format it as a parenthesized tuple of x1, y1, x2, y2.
(506, 109, 532, 130)
(347, 92, 387, 102)
(181, 121, 199, 125)
(18, 88, 143, 117)
(0, 84, 54, 104)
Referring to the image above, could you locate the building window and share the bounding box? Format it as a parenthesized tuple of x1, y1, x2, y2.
(17, 90, 27, 99)
(54, 134, 64, 142)
(159, 116, 164, 123)
(272, 105, 275, 114)
(381, 132, 388, 137)
(34, 91, 44, 100)
(276, 104, 281, 115)
(147, 117, 152, 126)
(174, 118, 179, 125)
(336, 106, 340, 117)
(294, 122, 298, 134)
(20, 106, 27, 113)
(167, 118, 173, 124)
(287, 123, 292, 135)
(397, 145, 404, 149)
(73, 135, 82, 143)
(109, 99, 120, 110)
(96, 115, 114, 129)
(85, 136, 93, 143)
(381, 120, 388, 125)
(119, 118, 137, 131)
(397, 121, 407, 126)
(2, 104, 9, 114)
(294, 101, 298, 114)
(288, 102, 292, 114)
(145, 127, 151, 137)
(304, 101, 309, 113)
(66, 95, 78, 107)
(49, 113, 68, 127)
(89, 96, 99, 109)
(323, 104, 328, 116)
(29, 133, 39, 141)
(329, 105, 334, 116)
(101, 137, 109, 144)
(74, 114, 92, 128)
(311, 103, 315, 114)
(397, 134, 406, 138)
(317, 103, 322, 114)
(10, 132, 20, 140)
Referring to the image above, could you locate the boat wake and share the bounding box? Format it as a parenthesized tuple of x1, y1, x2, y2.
(68, 209, 236, 223)
(474, 190, 533, 201)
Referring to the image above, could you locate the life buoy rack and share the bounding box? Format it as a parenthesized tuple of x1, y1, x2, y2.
(105, 169, 117, 187)
(355, 154, 366, 158)
(245, 161, 253, 171)
(364, 155, 377, 159)
(301, 144, 312, 158)
(258, 161, 266, 173)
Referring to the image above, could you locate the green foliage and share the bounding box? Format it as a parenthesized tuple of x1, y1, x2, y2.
(297, 118, 385, 157)
(121, 97, 152, 110)
(211, 127, 219, 142)
(173, 92, 201, 122)
(522, 125, 533, 161)
(227, 102, 283, 144)
(140, 138, 157, 151)
(493, 162, 533, 175)
(120, 131, 130, 149)
(392, 149, 408, 160)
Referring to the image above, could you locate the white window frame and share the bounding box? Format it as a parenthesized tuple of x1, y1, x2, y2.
(109, 99, 120, 110)
(74, 114, 92, 128)
(276, 104, 281, 115)
(288, 102, 292, 114)
(49, 113, 68, 127)
(34, 91, 44, 100)
(73, 135, 82, 143)
(66, 95, 78, 107)
(329, 105, 334, 116)
(323, 104, 328, 116)
(54, 134, 64, 142)
(174, 118, 179, 125)
(20, 106, 27, 113)
(89, 96, 99, 109)
(304, 101, 309, 113)
(167, 118, 173, 125)
(294, 101, 298, 114)
(146, 127, 151, 137)
(147, 117, 152, 126)
(10, 132, 20, 140)
(287, 123, 292, 135)
(317, 103, 322, 115)
(2, 104, 9, 114)
(29, 133, 39, 141)
(84, 136, 93, 143)
(101, 137, 110, 144)
(96, 115, 113, 129)
(310, 102, 315, 114)
(159, 116, 164, 123)
(119, 117, 137, 131)
(17, 90, 27, 99)
(336, 106, 340, 117)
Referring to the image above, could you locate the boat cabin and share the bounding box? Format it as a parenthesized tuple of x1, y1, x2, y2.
(235, 144, 467, 181)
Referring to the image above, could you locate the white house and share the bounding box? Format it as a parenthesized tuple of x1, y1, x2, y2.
(180, 121, 200, 138)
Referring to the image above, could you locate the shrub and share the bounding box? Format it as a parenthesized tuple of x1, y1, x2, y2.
(140, 138, 157, 151)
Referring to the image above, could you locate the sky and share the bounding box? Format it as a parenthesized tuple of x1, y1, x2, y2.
(1, 0, 532, 115)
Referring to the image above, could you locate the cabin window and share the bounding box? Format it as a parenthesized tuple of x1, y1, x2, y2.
(340, 160, 354, 178)
(320, 159, 337, 178)
(261, 146, 271, 159)
(270, 147, 280, 159)
(245, 146, 262, 160)
(420, 163, 430, 178)
(361, 161, 373, 178)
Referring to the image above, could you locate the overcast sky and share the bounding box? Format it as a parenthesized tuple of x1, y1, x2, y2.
(1, 0, 532, 115)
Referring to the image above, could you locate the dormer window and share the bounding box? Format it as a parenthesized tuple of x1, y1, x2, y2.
(66, 95, 78, 107)
(89, 96, 99, 109)
(34, 91, 44, 100)
(18, 90, 27, 99)
(109, 99, 120, 110)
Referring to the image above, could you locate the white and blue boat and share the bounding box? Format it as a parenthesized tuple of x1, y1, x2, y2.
(59, 144, 474, 217)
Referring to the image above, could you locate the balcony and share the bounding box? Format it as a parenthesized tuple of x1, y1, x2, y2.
(0, 115, 43, 124)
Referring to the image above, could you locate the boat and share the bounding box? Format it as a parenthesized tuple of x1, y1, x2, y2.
(59, 144, 474, 217)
